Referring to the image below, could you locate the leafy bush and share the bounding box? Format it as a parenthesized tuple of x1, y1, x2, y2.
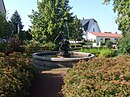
(98, 48, 114, 58)
(105, 40, 113, 48)
(118, 33, 130, 54)
(8, 38, 25, 52)
(0, 38, 25, 54)
(25, 40, 43, 48)
(80, 48, 99, 56)
(42, 42, 55, 50)
(80, 47, 115, 57)
(25, 40, 55, 53)
(0, 42, 8, 52)
(62, 55, 130, 97)
(0, 52, 36, 97)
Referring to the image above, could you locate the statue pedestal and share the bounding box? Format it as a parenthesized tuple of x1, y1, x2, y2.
(58, 51, 70, 58)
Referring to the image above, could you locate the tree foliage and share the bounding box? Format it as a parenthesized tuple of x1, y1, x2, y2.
(10, 10, 24, 34)
(0, 13, 12, 39)
(18, 30, 32, 41)
(118, 33, 130, 54)
(104, 0, 130, 34)
(69, 15, 82, 41)
(104, 0, 130, 54)
(29, 0, 74, 43)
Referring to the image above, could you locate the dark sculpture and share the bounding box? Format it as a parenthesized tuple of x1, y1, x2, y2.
(59, 39, 70, 57)
(54, 32, 70, 57)
(54, 32, 64, 46)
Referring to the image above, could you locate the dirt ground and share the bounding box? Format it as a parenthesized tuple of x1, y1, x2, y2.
(28, 68, 69, 97)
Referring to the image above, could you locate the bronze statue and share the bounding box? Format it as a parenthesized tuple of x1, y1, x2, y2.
(59, 39, 70, 57)
(54, 32, 70, 57)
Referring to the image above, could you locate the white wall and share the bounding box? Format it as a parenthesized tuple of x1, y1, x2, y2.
(110, 38, 117, 43)
(83, 24, 100, 40)
(82, 21, 101, 40)
(96, 37, 118, 44)
(87, 33, 119, 43)
(87, 32, 96, 41)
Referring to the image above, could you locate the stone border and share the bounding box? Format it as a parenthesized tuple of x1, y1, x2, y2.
(32, 51, 95, 62)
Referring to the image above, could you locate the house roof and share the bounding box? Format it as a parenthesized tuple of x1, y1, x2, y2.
(80, 18, 101, 32)
(90, 32, 122, 38)
(81, 18, 97, 26)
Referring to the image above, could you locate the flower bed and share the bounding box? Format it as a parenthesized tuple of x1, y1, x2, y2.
(62, 55, 130, 97)
(0, 52, 36, 97)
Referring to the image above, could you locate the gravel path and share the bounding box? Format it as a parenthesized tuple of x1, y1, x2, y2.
(28, 68, 69, 97)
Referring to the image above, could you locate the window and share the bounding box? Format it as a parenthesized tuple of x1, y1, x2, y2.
(93, 29, 95, 32)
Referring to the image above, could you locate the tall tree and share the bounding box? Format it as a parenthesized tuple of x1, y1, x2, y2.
(104, 0, 130, 34)
(104, 0, 130, 54)
(18, 30, 32, 41)
(10, 10, 24, 34)
(69, 15, 82, 41)
(29, 0, 74, 43)
(0, 13, 12, 39)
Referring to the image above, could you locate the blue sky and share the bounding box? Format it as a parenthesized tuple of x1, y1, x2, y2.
(4, 0, 121, 33)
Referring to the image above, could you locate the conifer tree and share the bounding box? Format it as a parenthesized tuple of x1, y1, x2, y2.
(69, 15, 82, 41)
(0, 13, 12, 39)
(10, 10, 23, 34)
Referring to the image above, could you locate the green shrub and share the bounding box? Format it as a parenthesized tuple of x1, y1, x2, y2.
(98, 48, 114, 58)
(7, 38, 25, 52)
(25, 40, 43, 49)
(0, 52, 36, 97)
(42, 42, 55, 50)
(0, 38, 25, 53)
(0, 42, 8, 52)
(25, 40, 55, 53)
(62, 55, 130, 97)
(118, 33, 130, 54)
(80, 48, 100, 56)
(105, 40, 113, 48)
(80, 47, 114, 57)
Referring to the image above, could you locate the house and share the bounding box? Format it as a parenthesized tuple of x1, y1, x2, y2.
(87, 32, 122, 47)
(81, 18, 101, 40)
(0, 0, 6, 14)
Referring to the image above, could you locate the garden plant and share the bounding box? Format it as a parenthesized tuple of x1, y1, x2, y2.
(62, 55, 130, 97)
(0, 52, 36, 97)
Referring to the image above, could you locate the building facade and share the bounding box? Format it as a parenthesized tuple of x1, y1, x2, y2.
(87, 32, 122, 47)
(0, 0, 6, 14)
(81, 18, 101, 40)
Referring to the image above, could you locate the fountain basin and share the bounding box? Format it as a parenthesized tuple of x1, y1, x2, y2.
(32, 51, 95, 68)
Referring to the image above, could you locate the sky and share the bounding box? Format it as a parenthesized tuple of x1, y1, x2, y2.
(4, 0, 121, 33)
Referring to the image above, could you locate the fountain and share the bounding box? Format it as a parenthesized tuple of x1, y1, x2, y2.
(32, 32, 95, 68)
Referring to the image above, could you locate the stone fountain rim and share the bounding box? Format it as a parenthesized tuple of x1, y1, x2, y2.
(32, 51, 95, 62)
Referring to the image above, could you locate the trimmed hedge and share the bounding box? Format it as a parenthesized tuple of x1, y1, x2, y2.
(62, 55, 130, 97)
(25, 41, 55, 53)
(0, 52, 36, 97)
(80, 48, 116, 57)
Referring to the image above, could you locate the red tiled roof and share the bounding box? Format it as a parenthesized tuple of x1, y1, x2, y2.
(89, 32, 122, 38)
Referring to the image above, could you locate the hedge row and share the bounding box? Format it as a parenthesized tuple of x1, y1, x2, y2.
(62, 55, 130, 97)
(0, 53, 36, 97)
(80, 48, 117, 58)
